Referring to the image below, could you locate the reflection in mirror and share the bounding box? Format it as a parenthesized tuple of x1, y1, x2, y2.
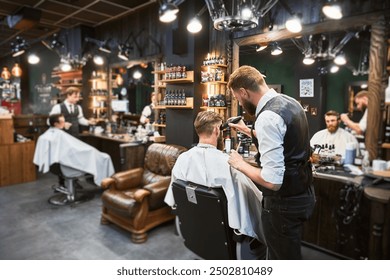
(346, 81, 368, 121)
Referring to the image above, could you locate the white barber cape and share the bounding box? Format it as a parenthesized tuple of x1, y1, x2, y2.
(310, 127, 359, 157)
(164, 144, 264, 241)
(33, 128, 115, 185)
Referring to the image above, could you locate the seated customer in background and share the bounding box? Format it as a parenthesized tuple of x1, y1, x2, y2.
(33, 114, 115, 186)
(310, 110, 359, 158)
(164, 111, 265, 259)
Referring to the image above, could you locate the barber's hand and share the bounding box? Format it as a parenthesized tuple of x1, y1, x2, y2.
(88, 118, 97, 126)
(340, 113, 350, 125)
(64, 122, 72, 130)
(229, 119, 249, 135)
(228, 150, 245, 171)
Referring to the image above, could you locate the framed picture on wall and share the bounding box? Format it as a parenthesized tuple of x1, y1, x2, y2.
(269, 84, 282, 93)
(299, 79, 314, 97)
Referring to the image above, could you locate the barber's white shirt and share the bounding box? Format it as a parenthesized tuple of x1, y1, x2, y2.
(310, 127, 359, 157)
(164, 144, 264, 240)
(49, 100, 89, 126)
(359, 109, 368, 132)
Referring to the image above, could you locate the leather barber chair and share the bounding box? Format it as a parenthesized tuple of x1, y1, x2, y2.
(100, 143, 186, 243)
(171, 179, 237, 259)
(49, 163, 95, 206)
(171, 179, 267, 260)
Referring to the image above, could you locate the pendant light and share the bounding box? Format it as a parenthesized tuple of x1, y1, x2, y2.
(1, 67, 11, 80)
(11, 63, 22, 77)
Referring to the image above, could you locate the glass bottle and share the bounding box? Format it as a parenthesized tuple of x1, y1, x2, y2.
(386, 76, 390, 103)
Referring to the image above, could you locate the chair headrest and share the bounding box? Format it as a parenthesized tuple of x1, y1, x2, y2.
(144, 143, 187, 176)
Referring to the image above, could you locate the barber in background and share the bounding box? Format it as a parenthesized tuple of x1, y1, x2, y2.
(49, 87, 95, 137)
(140, 92, 157, 125)
(340, 90, 368, 136)
(311, 110, 358, 158)
(227, 65, 315, 260)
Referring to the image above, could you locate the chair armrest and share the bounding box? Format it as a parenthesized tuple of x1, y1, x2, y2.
(101, 177, 115, 190)
(143, 178, 171, 210)
(133, 189, 151, 203)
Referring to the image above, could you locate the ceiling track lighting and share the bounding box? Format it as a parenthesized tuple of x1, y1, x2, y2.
(85, 37, 111, 53)
(41, 33, 64, 52)
(270, 42, 283, 55)
(159, 1, 180, 23)
(10, 36, 29, 57)
(204, 0, 278, 32)
(322, 0, 343, 20)
(256, 43, 268, 52)
(278, 0, 302, 33)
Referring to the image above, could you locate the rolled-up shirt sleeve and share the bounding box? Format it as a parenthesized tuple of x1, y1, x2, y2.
(255, 110, 286, 185)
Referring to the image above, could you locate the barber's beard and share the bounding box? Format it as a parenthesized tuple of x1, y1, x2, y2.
(242, 98, 257, 116)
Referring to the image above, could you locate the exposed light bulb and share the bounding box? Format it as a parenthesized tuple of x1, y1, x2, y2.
(60, 62, 72, 72)
(133, 70, 142, 79)
(286, 16, 302, 33)
(28, 54, 40, 64)
(303, 56, 315, 65)
(334, 53, 346, 65)
(330, 65, 339, 73)
(322, 3, 343, 20)
(11, 63, 22, 77)
(187, 17, 202, 33)
(241, 6, 253, 20)
(93, 55, 104, 65)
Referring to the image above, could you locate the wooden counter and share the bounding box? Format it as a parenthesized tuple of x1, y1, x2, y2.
(304, 170, 390, 259)
(80, 132, 146, 172)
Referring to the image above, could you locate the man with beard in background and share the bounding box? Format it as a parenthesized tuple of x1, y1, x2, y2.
(311, 110, 359, 158)
(340, 90, 368, 136)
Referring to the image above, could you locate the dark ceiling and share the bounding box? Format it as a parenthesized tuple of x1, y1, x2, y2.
(0, 0, 157, 57)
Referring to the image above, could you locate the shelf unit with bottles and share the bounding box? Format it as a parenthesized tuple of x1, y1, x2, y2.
(200, 63, 228, 119)
(51, 69, 83, 89)
(152, 66, 194, 135)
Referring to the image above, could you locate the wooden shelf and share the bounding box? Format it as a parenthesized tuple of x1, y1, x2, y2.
(53, 83, 82, 87)
(155, 97, 194, 109)
(201, 81, 227, 85)
(200, 106, 227, 110)
(201, 64, 228, 69)
(153, 123, 166, 128)
(160, 71, 194, 83)
(382, 143, 390, 149)
(51, 70, 82, 78)
(152, 84, 166, 89)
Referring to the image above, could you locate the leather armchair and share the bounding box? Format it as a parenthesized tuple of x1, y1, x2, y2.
(100, 143, 186, 243)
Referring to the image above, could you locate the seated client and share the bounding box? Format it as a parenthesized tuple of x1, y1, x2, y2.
(33, 114, 115, 186)
(164, 111, 265, 254)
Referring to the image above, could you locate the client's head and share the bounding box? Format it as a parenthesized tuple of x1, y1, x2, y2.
(49, 114, 65, 129)
(194, 111, 223, 147)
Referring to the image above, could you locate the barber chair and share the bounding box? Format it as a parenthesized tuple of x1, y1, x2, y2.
(100, 143, 186, 243)
(171, 179, 237, 259)
(49, 163, 95, 206)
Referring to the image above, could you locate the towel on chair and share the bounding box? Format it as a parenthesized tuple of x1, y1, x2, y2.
(33, 128, 115, 185)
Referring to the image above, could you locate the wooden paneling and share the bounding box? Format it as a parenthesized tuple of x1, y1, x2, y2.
(0, 141, 36, 187)
(0, 118, 14, 144)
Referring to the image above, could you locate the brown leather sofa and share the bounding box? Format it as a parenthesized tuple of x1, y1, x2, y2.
(100, 143, 186, 243)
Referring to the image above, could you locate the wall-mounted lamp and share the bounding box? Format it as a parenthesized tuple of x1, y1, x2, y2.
(159, 1, 179, 23)
(322, 0, 343, 20)
(270, 42, 283, 55)
(28, 53, 40, 64)
(11, 36, 29, 57)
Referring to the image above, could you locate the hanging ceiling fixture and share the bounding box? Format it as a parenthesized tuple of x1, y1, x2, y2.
(28, 53, 40, 64)
(41, 33, 64, 51)
(11, 36, 29, 57)
(187, 5, 208, 33)
(204, 0, 278, 32)
(159, 1, 180, 23)
(322, 0, 343, 20)
(270, 42, 282, 55)
(291, 31, 356, 66)
(85, 37, 111, 53)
